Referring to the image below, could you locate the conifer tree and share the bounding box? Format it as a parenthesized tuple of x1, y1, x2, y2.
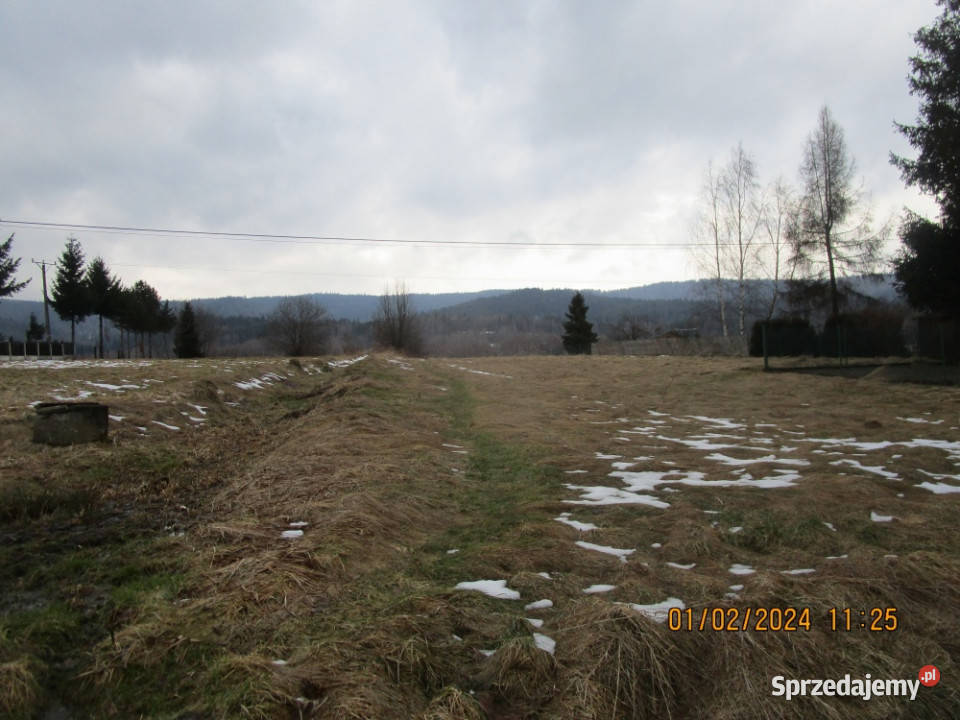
(27, 313, 45, 342)
(891, 0, 960, 318)
(50, 237, 90, 348)
(0, 233, 30, 302)
(85, 257, 122, 358)
(562, 291, 599, 355)
(174, 302, 203, 358)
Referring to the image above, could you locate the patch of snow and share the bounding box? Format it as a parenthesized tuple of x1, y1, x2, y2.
(109, 415, 124, 422)
(728, 526, 743, 534)
(582, 584, 617, 594)
(826, 554, 848, 560)
(595, 452, 622, 460)
(656, 434, 768, 452)
(564, 469, 588, 475)
(729, 584, 744, 591)
(524, 599, 553, 611)
(151, 421, 180, 431)
(916, 481, 960, 494)
(52, 390, 94, 401)
(446, 363, 513, 379)
(446, 549, 460, 554)
(830, 459, 899, 480)
(665, 562, 696, 570)
(919, 468, 960, 482)
(870, 511, 894, 523)
(705, 452, 809, 467)
(281, 530, 303, 539)
(729, 563, 756, 576)
(554, 513, 599, 532)
(627, 597, 685, 623)
(525, 617, 544, 628)
(533, 633, 556, 654)
(328, 355, 368, 368)
(823, 522, 836, 532)
(611, 461, 637, 470)
(575, 540, 635, 562)
(897, 416, 943, 424)
(288, 521, 309, 528)
(781, 568, 816, 575)
(86, 381, 142, 391)
(565, 484, 670, 508)
(536, 572, 552, 580)
(651, 542, 662, 549)
(688, 415, 746, 430)
(455, 580, 521, 600)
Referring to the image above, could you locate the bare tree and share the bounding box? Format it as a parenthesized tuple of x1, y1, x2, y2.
(693, 145, 764, 342)
(759, 178, 800, 320)
(373, 282, 422, 355)
(692, 161, 730, 338)
(792, 106, 885, 317)
(267, 296, 329, 356)
(720, 143, 764, 339)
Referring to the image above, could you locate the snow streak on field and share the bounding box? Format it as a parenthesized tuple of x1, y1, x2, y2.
(530, 399, 959, 646)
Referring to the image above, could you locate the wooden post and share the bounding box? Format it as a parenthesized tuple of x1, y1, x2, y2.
(762, 321, 769, 371)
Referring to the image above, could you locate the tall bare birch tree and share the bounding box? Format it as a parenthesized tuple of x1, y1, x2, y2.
(694, 145, 764, 341)
(694, 161, 730, 338)
(760, 178, 799, 320)
(721, 143, 763, 339)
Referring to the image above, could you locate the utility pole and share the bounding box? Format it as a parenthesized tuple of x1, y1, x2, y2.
(32, 259, 56, 341)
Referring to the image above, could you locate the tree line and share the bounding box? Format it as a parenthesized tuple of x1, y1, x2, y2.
(694, 0, 960, 348)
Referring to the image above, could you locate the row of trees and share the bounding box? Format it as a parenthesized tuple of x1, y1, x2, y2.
(697, 0, 960, 345)
(695, 107, 885, 344)
(45, 238, 176, 358)
(260, 283, 424, 357)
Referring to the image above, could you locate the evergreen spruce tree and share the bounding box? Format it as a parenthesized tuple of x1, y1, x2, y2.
(0, 233, 30, 302)
(50, 237, 91, 349)
(27, 313, 45, 342)
(85, 257, 122, 358)
(562, 291, 599, 355)
(891, 0, 960, 318)
(174, 302, 203, 358)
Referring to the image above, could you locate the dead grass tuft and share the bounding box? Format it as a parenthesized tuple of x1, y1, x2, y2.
(477, 635, 558, 705)
(416, 686, 485, 720)
(551, 598, 689, 719)
(0, 659, 40, 716)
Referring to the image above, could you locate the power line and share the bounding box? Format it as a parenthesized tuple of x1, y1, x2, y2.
(0, 217, 773, 248)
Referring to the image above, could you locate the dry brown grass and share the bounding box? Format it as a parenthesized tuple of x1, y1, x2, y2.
(0, 659, 40, 716)
(2, 353, 958, 718)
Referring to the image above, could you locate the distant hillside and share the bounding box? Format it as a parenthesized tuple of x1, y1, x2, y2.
(600, 280, 704, 301)
(434, 287, 703, 326)
(0, 275, 903, 347)
(191, 290, 509, 322)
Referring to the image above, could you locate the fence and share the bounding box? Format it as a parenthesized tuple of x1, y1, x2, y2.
(917, 317, 959, 363)
(3, 340, 74, 359)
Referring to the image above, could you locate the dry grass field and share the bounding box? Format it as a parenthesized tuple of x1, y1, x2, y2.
(1, 354, 958, 718)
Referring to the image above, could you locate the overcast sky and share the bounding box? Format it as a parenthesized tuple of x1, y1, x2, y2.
(1, 1, 944, 302)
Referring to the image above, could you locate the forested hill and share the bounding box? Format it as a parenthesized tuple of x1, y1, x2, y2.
(432, 287, 703, 326)
(191, 290, 508, 321)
